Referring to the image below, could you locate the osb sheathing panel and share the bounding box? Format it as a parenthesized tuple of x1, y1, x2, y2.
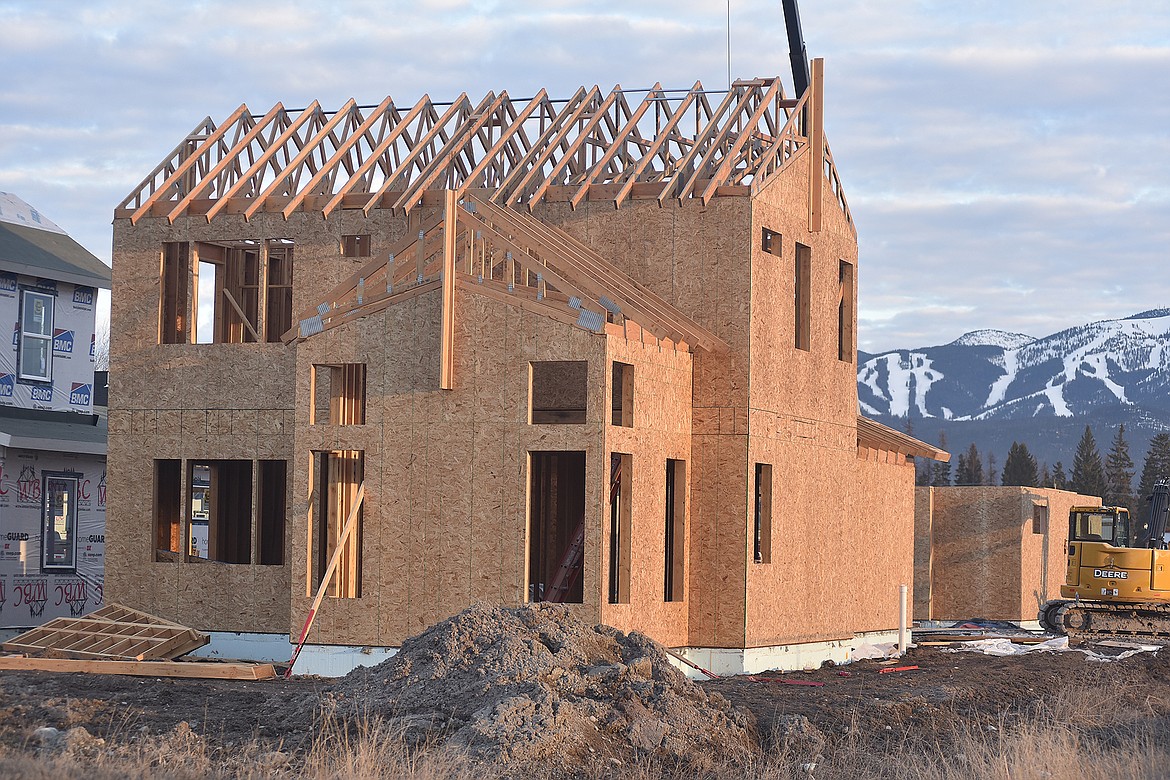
(107, 210, 386, 635)
(913, 486, 934, 619)
(748, 152, 859, 428)
(290, 286, 611, 646)
(923, 486, 1094, 621)
(597, 338, 693, 648)
(533, 197, 751, 412)
(740, 153, 877, 648)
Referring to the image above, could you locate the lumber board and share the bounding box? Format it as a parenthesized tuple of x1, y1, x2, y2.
(0, 656, 276, 680)
(204, 101, 324, 222)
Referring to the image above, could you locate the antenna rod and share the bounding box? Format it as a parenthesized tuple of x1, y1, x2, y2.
(781, 0, 811, 96)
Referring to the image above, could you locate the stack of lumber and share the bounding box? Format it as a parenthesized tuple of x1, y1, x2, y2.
(0, 603, 274, 680)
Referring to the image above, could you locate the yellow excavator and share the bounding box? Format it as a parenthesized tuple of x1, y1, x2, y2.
(1040, 481, 1170, 638)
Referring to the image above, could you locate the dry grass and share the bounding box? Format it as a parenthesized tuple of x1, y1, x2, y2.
(3, 677, 1170, 779)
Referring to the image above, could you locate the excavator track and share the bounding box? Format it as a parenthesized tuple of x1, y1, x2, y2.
(1041, 599, 1170, 642)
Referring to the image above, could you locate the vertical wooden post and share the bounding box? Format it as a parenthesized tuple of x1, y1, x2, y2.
(250, 458, 261, 565)
(440, 189, 457, 390)
(808, 57, 825, 233)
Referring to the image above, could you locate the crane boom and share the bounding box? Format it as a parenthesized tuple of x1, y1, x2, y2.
(782, 0, 811, 96)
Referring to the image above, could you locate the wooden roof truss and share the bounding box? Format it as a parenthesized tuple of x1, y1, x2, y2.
(1, 603, 209, 661)
(285, 191, 727, 360)
(118, 76, 851, 230)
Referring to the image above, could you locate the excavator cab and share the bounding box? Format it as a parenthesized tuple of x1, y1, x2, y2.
(1069, 506, 1132, 548)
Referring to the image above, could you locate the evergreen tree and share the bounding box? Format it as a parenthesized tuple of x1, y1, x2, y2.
(1104, 424, 1135, 513)
(915, 459, 930, 486)
(1002, 442, 1039, 486)
(1070, 425, 1106, 498)
(986, 452, 998, 486)
(931, 430, 952, 487)
(1039, 462, 1052, 488)
(1138, 433, 1170, 500)
(908, 419, 930, 485)
(1052, 461, 1068, 491)
(955, 444, 984, 486)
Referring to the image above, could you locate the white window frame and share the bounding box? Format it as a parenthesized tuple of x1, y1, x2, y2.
(19, 289, 55, 382)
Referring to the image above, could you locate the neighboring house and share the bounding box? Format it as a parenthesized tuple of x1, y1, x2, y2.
(0, 192, 110, 627)
(914, 486, 1095, 624)
(107, 70, 947, 674)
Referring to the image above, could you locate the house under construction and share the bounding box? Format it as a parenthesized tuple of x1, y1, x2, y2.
(106, 64, 947, 673)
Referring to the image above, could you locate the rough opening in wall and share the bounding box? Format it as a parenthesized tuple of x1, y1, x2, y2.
(313, 450, 364, 598)
(664, 458, 686, 602)
(838, 259, 855, 362)
(258, 460, 287, 566)
(794, 243, 811, 351)
(608, 452, 632, 605)
(311, 364, 367, 425)
(761, 227, 781, 256)
(528, 451, 586, 604)
(1033, 503, 1049, 535)
(154, 459, 182, 562)
(159, 242, 189, 344)
(193, 241, 261, 344)
(530, 361, 587, 424)
(754, 463, 773, 564)
(189, 460, 252, 564)
(265, 240, 294, 342)
(611, 362, 634, 428)
(341, 234, 371, 258)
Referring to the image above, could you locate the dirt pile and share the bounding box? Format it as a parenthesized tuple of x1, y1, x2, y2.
(330, 604, 755, 772)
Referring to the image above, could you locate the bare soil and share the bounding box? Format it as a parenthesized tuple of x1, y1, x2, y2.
(0, 610, 1167, 776)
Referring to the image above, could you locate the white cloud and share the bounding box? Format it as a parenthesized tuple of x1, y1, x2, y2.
(1, 0, 1168, 351)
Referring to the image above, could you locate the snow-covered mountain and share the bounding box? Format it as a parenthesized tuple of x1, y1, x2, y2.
(858, 309, 1170, 422)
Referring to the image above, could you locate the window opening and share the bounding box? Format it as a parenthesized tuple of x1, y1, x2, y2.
(189, 460, 252, 564)
(530, 361, 588, 424)
(761, 228, 781, 255)
(160, 242, 190, 344)
(528, 451, 586, 604)
(315, 450, 364, 598)
(311, 364, 367, 425)
(838, 260, 855, 362)
(41, 473, 78, 571)
(664, 459, 686, 601)
(794, 244, 811, 351)
(194, 259, 217, 344)
(1032, 504, 1049, 536)
(193, 243, 262, 344)
(342, 234, 371, 257)
(266, 241, 294, 342)
(754, 463, 773, 563)
(19, 290, 54, 382)
(611, 362, 634, 427)
(258, 460, 287, 566)
(154, 459, 182, 562)
(608, 453, 632, 604)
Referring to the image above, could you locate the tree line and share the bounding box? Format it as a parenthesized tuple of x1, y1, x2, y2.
(915, 425, 1170, 520)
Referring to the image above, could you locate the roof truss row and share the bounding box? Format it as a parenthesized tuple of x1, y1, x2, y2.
(117, 78, 850, 228)
(285, 192, 727, 358)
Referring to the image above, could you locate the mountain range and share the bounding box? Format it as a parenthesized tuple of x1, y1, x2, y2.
(857, 309, 1170, 472)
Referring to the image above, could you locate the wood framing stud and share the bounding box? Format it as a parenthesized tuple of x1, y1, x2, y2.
(808, 57, 825, 233)
(440, 189, 457, 389)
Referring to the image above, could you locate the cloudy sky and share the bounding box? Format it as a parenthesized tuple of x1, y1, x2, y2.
(1, 0, 1167, 352)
